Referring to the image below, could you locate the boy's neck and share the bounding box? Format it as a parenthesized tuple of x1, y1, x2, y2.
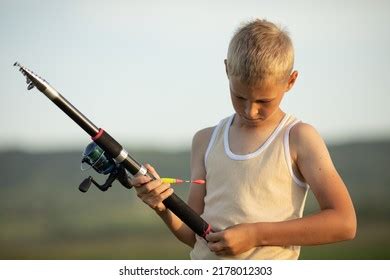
(232, 109, 286, 131)
(227, 109, 286, 155)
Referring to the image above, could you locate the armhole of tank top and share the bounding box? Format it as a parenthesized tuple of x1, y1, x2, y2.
(204, 119, 225, 167)
(283, 120, 310, 189)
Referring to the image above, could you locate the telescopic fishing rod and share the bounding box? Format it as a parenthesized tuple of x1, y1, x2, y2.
(13, 62, 211, 239)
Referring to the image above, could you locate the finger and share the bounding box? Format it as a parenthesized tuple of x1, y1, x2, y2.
(135, 179, 164, 196)
(207, 241, 225, 253)
(149, 182, 172, 196)
(130, 175, 152, 187)
(140, 181, 170, 198)
(205, 231, 222, 243)
(159, 187, 174, 201)
(147, 186, 174, 203)
(144, 163, 160, 179)
(150, 188, 174, 211)
(215, 249, 229, 256)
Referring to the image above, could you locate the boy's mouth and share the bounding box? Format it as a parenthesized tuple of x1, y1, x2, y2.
(242, 115, 262, 122)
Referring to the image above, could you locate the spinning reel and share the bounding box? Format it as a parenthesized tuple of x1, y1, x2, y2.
(79, 142, 132, 193)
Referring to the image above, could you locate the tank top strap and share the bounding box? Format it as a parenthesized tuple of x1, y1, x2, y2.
(204, 115, 232, 167)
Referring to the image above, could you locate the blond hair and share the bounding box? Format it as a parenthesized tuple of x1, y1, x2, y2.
(226, 19, 294, 85)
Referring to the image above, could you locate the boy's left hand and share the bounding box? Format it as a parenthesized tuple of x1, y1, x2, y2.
(205, 223, 256, 256)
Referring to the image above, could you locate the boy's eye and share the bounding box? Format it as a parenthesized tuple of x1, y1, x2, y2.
(257, 100, 271, 104)
(235, 96, 246, 100)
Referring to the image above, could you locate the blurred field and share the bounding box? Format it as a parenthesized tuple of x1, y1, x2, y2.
(0, 140, 389, 259)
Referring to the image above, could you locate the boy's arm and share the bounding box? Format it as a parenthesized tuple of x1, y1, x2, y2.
(155, 127, 211, 247)
(131, 127, 212, 248)
(206, 123, 357, 256)
(188, 127, 211, 219)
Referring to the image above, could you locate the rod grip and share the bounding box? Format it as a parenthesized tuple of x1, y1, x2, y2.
(163, 193, 211, 239)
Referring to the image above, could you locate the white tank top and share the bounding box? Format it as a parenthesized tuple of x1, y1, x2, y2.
(190, 114, 309, 259)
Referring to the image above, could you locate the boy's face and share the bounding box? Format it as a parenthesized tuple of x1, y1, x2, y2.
(228, 72, 297, 127)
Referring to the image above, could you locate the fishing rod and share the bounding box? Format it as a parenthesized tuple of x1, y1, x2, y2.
(13, 62, 211, 239)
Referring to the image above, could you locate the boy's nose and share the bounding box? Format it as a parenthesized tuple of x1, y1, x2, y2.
(245, 102, 260, 118)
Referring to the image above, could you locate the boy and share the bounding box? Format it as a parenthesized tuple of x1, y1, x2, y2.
(130, 19, 356, 259)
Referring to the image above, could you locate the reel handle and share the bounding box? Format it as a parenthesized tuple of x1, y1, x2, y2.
(79, 172, 118, 193)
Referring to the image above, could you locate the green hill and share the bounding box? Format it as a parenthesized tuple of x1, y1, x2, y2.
(0, 140, 389, 259)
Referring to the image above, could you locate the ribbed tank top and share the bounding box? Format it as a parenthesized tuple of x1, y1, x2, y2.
(190, 113, 309, 259)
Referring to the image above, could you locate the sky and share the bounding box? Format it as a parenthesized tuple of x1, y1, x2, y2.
(0, 0, 389, 151)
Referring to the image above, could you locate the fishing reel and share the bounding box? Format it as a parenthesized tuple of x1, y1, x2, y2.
(79, 142, 133, 193)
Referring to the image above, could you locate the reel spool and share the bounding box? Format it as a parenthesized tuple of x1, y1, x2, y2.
(79, 142, 132, 193)
(81, 142, 116, 175)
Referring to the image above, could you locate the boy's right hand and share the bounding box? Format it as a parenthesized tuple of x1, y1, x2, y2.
(129, 164, 174, 212)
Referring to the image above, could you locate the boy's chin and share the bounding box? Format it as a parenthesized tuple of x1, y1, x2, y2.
(239, 115, 265, 126)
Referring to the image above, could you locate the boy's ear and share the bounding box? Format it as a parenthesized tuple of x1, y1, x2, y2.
(286, 70, 298, 91)
(224, 59, 229, 77)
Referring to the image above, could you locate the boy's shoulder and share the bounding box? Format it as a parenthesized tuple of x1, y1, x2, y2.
(192, 115, 233, 151)
(191, 126, 216, 163)
(289, 121, 327, 157)
(193, 115, 233, 141)
(192, 126, 215, 147)
(290, 121, 317, 138)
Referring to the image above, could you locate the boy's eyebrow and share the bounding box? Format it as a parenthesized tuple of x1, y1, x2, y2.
(230, 83, 278, 100)
(234, 94, 275, 102)
(233, 91, 276, 101)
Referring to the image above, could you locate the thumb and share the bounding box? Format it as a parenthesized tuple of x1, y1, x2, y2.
(205, 231, 222, 242)
(144, 163, 160, 180)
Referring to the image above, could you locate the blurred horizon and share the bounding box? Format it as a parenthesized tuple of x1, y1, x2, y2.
(1, 135, 390, 153)
(1, 140, 389, 259)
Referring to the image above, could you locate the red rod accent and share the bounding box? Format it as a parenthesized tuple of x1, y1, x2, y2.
(92, 128, 104, 141)
(202, 224, 212, 238)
